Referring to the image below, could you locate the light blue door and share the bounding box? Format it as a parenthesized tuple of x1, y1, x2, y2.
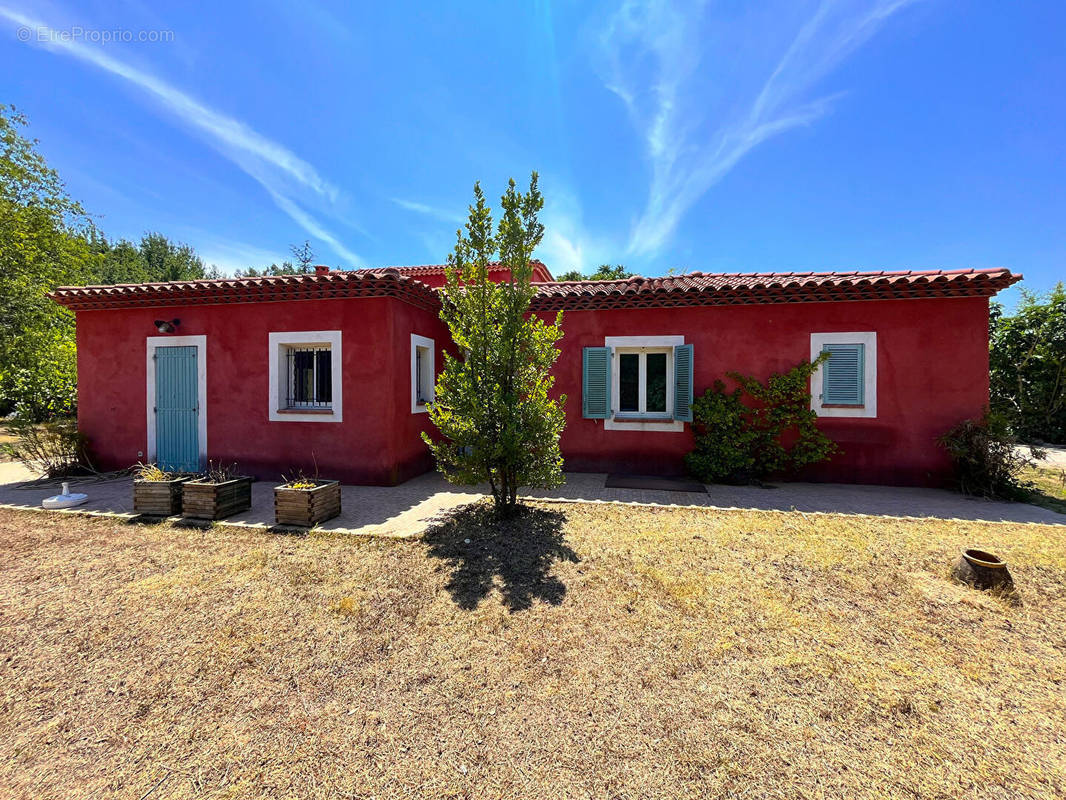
(155, 346, 200, 473)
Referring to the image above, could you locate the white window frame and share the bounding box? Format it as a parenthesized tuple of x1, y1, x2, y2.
(411, 334, 435, 413)
(146, 334, 207, 464)
(810, 331, 877, 419)
(604, 335, 685, 433)
(268, 330, 343, 422)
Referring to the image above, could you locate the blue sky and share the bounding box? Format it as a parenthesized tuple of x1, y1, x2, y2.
(2, 1, 1063, 300)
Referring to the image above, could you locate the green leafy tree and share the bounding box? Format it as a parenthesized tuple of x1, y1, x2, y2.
(990, 284, 1066, 443)
(91, 231, 218, 284)
(555, 263, 634, 282)
(139, 231, 215, 281)
(89, 233, 148, 284)
(0, 105, 95, 419)
(0, 106, 218, 420)
(423, 174, 566, 515)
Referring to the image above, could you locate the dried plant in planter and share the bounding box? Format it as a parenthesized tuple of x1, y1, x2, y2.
(134, 462, 171, 482)
(275, 461, 340, 527)
(200, 461, 242, 484)
(281, 469, 317, 490)
(181, 461, 253, 520)
(132, 462, 189, 516)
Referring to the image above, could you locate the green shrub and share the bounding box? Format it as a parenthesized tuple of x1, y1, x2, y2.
(685, 357, 838, 484)
(938, 414, 1043, 500)
(0, 351, 77, 422)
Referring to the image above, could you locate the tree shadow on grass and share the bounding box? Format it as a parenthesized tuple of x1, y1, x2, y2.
(423, 504, 580, 611)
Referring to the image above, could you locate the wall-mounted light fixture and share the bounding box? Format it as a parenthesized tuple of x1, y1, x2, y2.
(154, 319, 181, 333)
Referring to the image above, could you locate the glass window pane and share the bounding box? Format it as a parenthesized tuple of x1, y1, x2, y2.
(619, 353, 639, 412)
(292, 350, 314, 404)
(646, 352, 667, 413)
(315, 350, 332, 404)
(416, 349, 423, 400)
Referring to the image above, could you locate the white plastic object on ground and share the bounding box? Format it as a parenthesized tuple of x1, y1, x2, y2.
(42, 481, 89, 509)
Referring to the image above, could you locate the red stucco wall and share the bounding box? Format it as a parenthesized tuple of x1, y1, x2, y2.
(545, 296, 990, 485)
(74, 292, 990, 488)
(387, 299, 458, 484)
(75, 296, 450, 485)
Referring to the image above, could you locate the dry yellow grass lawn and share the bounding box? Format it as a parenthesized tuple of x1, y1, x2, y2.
(1024, 465, 1066, 514)
(0, 424, 17, 461)
(0, 502, 1064, 799)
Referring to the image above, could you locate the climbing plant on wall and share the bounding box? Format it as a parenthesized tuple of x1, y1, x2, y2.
(685, 355, 837, 484)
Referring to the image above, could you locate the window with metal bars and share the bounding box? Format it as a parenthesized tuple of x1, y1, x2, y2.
(415, 347, 426, 403)
(285, 345, 332, 409)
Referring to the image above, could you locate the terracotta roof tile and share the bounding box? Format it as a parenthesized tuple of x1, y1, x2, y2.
(50, 268, 440, 311)
(50, 266, 1020, 312)
(350, 260, 554, 280)
(529, 268, 1021, 311)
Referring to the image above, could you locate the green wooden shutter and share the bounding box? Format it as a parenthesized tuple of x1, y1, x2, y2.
(582, 347, 611, 419)
(673, 344, 694, 421)
(822, 343, 865, 405)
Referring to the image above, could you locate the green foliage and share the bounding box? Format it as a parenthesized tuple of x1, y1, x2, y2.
(422, 174, 566, 515)
(938, 413, 1042, 500)
(91, 231, 217, 284)
(3, 339, 77, 420)
(139, 231, 213, 281)
(0, 105, 219, 420)
(685, 355, 837, 484)
(2, 415, 91, 477)
(555, 264, 634, 282)
(990, 284, 1066, 444)
(0, 105, 95, 420)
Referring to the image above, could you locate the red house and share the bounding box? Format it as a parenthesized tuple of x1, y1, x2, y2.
(50, 263, 1019, 487)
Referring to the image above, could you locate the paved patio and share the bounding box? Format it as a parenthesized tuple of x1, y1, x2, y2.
(1, 462, 1063, 533)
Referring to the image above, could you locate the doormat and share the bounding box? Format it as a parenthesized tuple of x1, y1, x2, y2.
(605, 474, 707, 493)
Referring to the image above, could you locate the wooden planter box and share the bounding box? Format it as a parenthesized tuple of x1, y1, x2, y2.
(133, 477, 189, 516)
(274, 480, 341, 527)
(181, 477, 253, 520)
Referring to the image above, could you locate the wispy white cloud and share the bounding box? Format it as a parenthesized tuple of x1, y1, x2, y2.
(265, 188, 360, 265)
(597, 0, 916, 257)
(537, 187, 617, 275)
(393, 185, 612, 275)
(0, 5, 361, 264)
(391, 198, 466, 224)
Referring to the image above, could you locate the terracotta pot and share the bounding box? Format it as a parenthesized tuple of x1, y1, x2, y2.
(952, 549, 1014, 591)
